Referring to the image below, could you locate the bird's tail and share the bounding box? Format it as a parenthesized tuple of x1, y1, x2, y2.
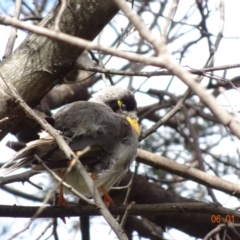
(1, 132, 57, 176)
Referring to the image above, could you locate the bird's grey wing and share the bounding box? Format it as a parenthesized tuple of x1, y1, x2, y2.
(2, 101, 134, 175)
(35, 101, 133, 170)
(33, 136, 108, 171)
(53, 101, 131, 139)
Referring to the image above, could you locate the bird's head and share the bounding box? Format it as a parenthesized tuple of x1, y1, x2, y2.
(89, 86, 140, 136)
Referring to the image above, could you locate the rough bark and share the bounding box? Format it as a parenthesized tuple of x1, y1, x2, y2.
(0, 0, 119, 139)
(111, 173, 240, 239)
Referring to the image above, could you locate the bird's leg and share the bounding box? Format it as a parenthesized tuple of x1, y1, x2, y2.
(58, 170, 69, 208)
(55, 170, 69, 224)
(90, 173, 113, 207)
(99, 185, 113, 207)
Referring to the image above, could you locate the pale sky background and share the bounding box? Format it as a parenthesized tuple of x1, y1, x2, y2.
(1, 0, 240, 239)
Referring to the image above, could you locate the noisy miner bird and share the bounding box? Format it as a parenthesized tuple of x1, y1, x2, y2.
(2, 86, 140, 206)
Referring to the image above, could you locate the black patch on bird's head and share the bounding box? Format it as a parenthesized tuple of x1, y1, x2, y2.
(107, 91, 137, 114)
(90, 86, 137, 114)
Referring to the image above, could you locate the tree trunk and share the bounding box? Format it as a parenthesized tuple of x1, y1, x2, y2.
(0, 0, 119, 140)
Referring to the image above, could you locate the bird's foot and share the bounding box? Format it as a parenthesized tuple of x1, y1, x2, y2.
(90, 173, 113, 207)
(58, 170, 69, 223)
(58, 193, 69, 208)
(102, 190, 113, 207)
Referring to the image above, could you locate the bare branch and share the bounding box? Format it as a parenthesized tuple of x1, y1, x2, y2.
(137, 149, 240, 198)
(54, 0, 66, 32)
(2, 0, 22, 59)
(0, 13, 165, 68)
(77, 63, 240, 77)
(0, 202, 239, 219)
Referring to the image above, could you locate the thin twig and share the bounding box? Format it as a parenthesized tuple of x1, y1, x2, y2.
(3, 0, 22, 59)
(26, 179, 43, 190)
(34, 219, 54, 240)
(34, 154, 94, 205)
(116, 163, 139, 224)
(204, 223, 240, 240)
(120, 201, 135, 229)
(52, 218, 59, 240)
(140, 93, 186, 140)
(76, 63, 240, 78)
(8, 221, 32, 240)
(181, 105, 219, 203)
(0, 170, 38, 185)
(113, 0, 162, 56)
(123, 164, 139, 205)
(54, 0, 67, 31)
(0, 117, 9, 124)
(161, 0, 179, 38)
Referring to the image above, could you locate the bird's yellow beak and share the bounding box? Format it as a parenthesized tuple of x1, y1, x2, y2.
(118, 100, 141, 136)
(126, 116, 141, 136)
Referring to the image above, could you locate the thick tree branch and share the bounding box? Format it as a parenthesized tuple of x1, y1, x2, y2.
(111, 173, 240, 239)
(0, 0, 119, 140)
(0, 202, 238, 219)
(137, 149, 240, 198)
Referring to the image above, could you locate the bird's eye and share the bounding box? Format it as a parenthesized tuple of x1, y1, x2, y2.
(117, 100, 127, 111)
(108, 100, 124, 112)
(121, 103, 127, 111)
(109, 98, 136, 113)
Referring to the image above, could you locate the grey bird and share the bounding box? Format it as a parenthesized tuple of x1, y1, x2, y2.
(2, 86, 140, 205)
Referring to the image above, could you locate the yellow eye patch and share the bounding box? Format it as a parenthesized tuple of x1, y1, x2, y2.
(117, 100, 123, 109)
